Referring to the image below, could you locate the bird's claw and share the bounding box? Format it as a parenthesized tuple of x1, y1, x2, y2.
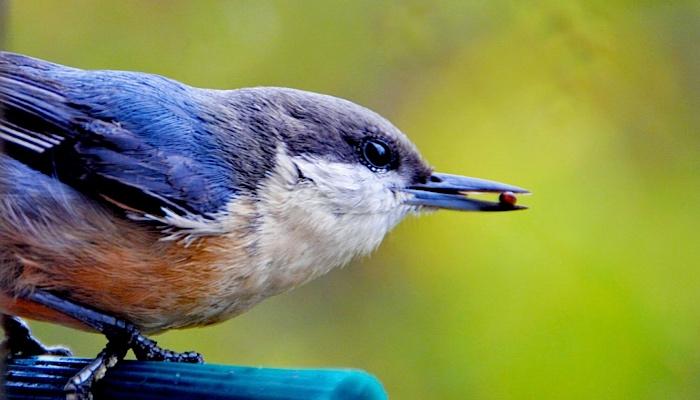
(30, 344, 73, 357)
(1, 315, 73, 358)
(130, 333, 204, 363)
(64, 381, 93, 400)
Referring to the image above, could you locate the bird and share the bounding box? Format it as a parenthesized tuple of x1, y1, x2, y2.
(0, 52, 528, 399)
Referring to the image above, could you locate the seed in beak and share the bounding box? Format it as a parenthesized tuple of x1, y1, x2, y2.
(499, 191, 517, 206)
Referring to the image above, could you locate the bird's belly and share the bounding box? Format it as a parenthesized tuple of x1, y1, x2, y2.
(0, 234, 267, 334)
(0, 248, 268, 334)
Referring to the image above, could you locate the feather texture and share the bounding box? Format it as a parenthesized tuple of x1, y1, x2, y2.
(0, 52, 237, 220)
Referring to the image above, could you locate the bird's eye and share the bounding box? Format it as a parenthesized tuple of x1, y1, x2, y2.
(360, 138, 394, 172)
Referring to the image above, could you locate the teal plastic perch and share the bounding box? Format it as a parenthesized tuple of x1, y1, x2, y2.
(4, 357, 388, 400)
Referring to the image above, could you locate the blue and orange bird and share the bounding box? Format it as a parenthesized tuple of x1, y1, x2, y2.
(0, 52, 528, 399)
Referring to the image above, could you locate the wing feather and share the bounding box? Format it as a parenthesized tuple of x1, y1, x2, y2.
(0, 52, 224, 221)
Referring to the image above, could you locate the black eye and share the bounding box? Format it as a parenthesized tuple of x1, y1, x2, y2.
(360, 138, 394, 171)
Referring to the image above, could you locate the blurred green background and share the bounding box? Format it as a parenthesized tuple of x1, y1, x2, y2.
(3, 1, 700, 399)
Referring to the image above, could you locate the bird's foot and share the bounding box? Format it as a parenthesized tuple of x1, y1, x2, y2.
(59, 329, 201, 400)
(1, 315, 72, 358)
(64, 339, 128, 400)
(20, 290, 205, 399)
(131, 333, 204, 363)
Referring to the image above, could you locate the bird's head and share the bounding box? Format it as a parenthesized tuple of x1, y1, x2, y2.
(218, 88, 528, 278)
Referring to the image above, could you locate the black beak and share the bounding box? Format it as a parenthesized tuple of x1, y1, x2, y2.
(403, 172, 530, 211)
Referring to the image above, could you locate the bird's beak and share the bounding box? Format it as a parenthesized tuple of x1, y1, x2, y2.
(402, 172, 529, 211)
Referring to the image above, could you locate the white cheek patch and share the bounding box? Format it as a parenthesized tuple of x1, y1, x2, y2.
(252, 151, 413, 289)
(291, 156, 406, 215)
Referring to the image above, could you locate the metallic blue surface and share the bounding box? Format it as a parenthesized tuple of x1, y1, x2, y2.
(4, 357, 387, 400)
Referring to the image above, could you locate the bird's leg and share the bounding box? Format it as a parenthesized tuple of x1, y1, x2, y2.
(25, 290, 204, 363)
(0, 314, 72, 358)
(63, 339, 129, 400)
(21, 290, 203, 399)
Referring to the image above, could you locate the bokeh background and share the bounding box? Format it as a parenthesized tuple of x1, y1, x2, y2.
(3, 1, 700, 399)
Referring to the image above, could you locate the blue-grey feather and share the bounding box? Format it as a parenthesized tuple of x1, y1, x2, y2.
(0, 51, 431, 222)
(0, 52, 270, 218)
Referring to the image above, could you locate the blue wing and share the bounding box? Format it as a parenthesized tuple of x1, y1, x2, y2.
(0, 52, 235, 219)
